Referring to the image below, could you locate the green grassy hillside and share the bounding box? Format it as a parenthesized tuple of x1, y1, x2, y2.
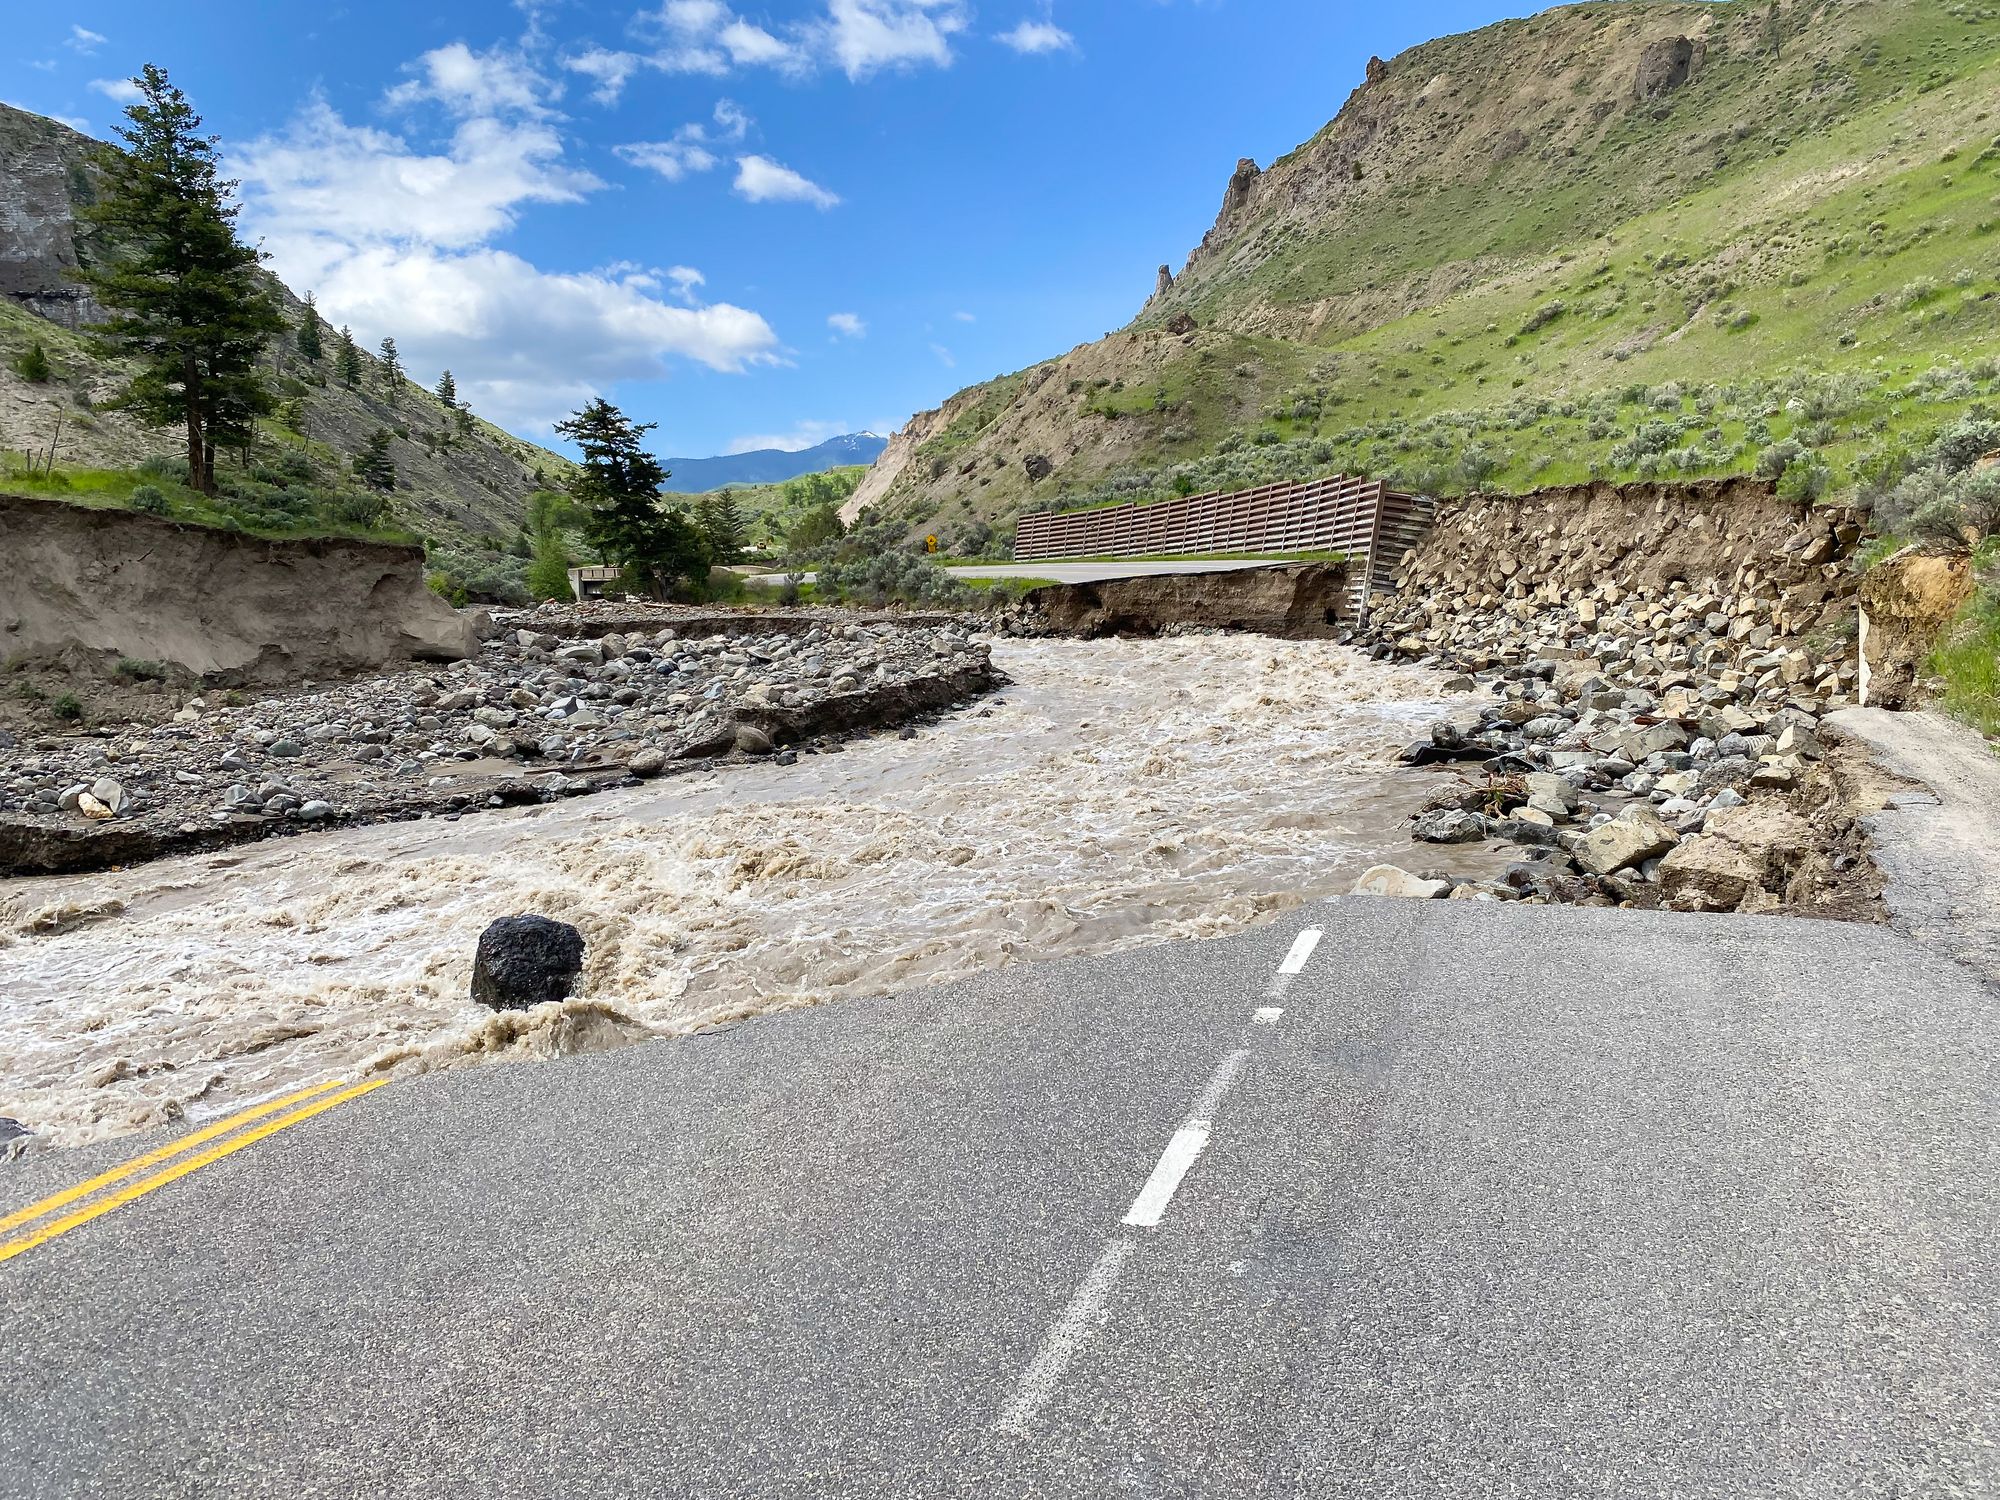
(857, 0, 2000, 553)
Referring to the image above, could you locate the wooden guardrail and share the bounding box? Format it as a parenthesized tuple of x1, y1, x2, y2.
(1013, 475, 1433, 619)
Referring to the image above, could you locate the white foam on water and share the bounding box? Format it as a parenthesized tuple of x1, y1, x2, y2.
(0, 636, 1463, 1145)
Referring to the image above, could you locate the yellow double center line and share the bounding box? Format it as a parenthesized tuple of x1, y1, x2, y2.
(0, 1076, 388, 1265)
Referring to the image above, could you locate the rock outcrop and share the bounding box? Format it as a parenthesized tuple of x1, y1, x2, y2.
(0, 491, 479, 683)
(1857, 546, 1976, 708)
(1634, 36, 1704, 100)
(0, 105, 105, 328)
(1007, 562, 1350, 639)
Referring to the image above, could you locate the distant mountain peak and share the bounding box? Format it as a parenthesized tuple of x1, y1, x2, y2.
(664, 431, 888, 494)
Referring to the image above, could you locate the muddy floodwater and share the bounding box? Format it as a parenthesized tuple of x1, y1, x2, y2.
(1, 636, 1479, 1146)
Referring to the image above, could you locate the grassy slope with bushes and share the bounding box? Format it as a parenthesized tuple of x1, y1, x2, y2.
(860, 1, 2000, 552)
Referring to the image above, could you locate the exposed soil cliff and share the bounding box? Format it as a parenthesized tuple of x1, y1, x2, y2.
(0, 492, 478, 683)
(1007, 562, 1350, 639)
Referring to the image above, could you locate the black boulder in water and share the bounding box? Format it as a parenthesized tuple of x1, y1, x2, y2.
(471, 916, 586, 1011)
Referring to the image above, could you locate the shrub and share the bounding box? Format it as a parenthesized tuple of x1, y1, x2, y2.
(1921, 412, 2000, 473)
(51, 693, 84, 722)
(128, 484, 169, 514)
(1899, 277, 1942, 309)
(1756, 439, 1805, 479)
(13, 343, 52, 383)
(115, 658, 170, 681)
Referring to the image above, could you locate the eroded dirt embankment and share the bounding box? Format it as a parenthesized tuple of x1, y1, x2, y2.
(1006, 562, 1350, 638)
(0, 492, 478, 684)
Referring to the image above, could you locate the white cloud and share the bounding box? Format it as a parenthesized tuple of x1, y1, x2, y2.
(615, 100, 749, 181)
(827, 312, 866, 338)
(564, 47, 644, 105)
(952, 309, 976, 322)
(385, 41, 558, 117)
(89, 77, 144, 104)
(616, 137, 718, 180)
(631, 0, 962, 82)
(930, 343, 956, 368)
(710, 97, 751, 140)
(819, 0, 967, 79)
(717, 19, 800, 68)
(996, 19, 1075, 54)
(639, 0, 807, 75)
(238, 104, 596, 249)
(234, 95, 782, 430)
(303, 247, 781, 426)
(734, 154, 839, 208)
(68, 26, 106, 53)
(727, 419, 850, 453)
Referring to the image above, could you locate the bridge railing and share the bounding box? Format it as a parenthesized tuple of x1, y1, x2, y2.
(1013, 476, 1433, 618)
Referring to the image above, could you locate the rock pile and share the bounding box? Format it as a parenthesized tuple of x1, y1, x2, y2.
(0, 610, 1001, 875)
(1349, 480, 1873, 913)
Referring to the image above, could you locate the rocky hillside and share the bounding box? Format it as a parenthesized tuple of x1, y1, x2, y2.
(0, 102, 564, 543)
(854, 0, 2000, 544)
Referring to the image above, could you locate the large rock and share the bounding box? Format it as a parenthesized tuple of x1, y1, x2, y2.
(1634, 36, 1702, 100)
(1658, 804, 1813, 912)
(1573, 804, 1680, 875)
(470, 915, 586, 1011)
(1350, 865, 1451, 899)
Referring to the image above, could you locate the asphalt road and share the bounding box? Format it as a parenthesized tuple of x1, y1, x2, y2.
(1827, 706, 2000, 985)
(754, 559, 1295, 587)
(2, 899, 1995, 1497)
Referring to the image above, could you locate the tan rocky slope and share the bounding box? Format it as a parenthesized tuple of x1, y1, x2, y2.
(0, 102, 564, 542)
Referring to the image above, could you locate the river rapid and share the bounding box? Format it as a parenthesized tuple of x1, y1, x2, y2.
(1, 635, 1477, 1147)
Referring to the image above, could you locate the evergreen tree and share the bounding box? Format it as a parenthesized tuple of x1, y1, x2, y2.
(434, 368, 458, 408)
(14, 343, 52, 383)
(335, 325, 361, 388)
(355, 428, 397, 491)
(553, 398, 706, 597)
(377, 336, 403, 404)
(295, 292, 324, 360)
(76, 64, 283, 496)
(695, 487, 746, 564)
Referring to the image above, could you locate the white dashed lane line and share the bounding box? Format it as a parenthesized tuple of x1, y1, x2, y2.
(997, 924, 1327, 1434)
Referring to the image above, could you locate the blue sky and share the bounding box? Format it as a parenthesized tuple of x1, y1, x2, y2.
(5, 2, 1526, 459)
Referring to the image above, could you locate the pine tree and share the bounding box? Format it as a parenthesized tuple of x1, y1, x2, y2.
(335, 325, 361, 388)
(76, 64, 284, 496)
(295, 291, 323, 361)
(355, 428, 397, 491)
(696, 487, 746, 564)
(434, 368, 457, 408)
(553, 398, 705, 597)
(14, 343, 52, 383)
(377, 336, 403, 404)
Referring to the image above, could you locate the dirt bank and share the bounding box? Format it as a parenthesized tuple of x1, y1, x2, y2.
(1006, 561, 1350, 637)
(0, 492, 479, 685)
